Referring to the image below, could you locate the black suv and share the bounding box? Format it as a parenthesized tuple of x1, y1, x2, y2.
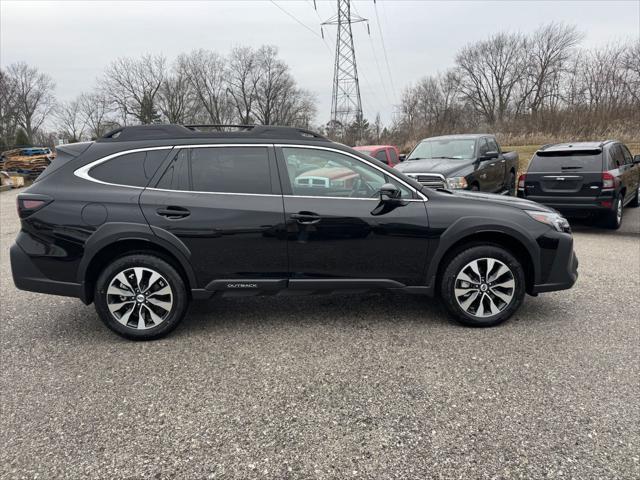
(11, 125, 578, 340)
(518, 141, 640, 229)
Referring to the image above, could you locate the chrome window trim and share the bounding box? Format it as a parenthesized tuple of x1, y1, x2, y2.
(174, 143, 273, 149)
(73, 146, 173, 189)
(145, 187, 280, 198)
(276, 144, 428, 201)
(283, 194, 424, 202)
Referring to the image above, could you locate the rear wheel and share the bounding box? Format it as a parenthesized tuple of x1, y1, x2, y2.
(629, 187, 639, 208)
(602, 195, 623, 229)
(507, 171, 516, 196)
(94, 254, 189, 340)
(440, 245, 526, 327)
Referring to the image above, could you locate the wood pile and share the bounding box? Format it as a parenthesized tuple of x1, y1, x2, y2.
(0, 148, 53, 176)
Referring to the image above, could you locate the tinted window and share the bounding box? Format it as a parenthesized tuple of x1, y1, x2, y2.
(608, 145, 624, 169)
(487, 138, 499, 152)
(90, 149, 168, 187)
(477, 138, 490, 156)
(529, 151, 604, 172)
(374, 150, 388, 163)
(388, 149, 399, 164)
(282, 147, 412, 199)
(191, 147, 271, 194)
(621, 145, 633, 165)
(156, 149, 190, 191)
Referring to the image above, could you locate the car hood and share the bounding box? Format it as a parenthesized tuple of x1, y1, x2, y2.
(448, 190, 557, 213)
(395, 158, 474, 177)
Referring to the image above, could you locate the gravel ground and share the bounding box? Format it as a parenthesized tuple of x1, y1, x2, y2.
(1, 187, 638, 479)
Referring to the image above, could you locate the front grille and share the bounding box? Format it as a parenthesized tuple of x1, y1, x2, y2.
(407, 173, 446, 189)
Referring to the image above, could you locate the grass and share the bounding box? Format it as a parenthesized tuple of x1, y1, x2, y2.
(504, 142, 640, 175)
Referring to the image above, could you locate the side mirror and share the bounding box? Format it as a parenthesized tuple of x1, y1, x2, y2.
(379, 183, 401, 202)
(634, 155, 640, 164)
(398, 154, 406, 162)
(482, 150, 499, 160)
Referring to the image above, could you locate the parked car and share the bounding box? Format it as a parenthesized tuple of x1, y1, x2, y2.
(518, 141, 640, 229)
(11, 124, 577, 340)
(353, 145, 401, 167)
(395, 134, 519, 194)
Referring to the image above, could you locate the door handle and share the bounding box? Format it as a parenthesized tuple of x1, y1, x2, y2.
(291, 212, 321, 224)
(157, 206, 190, 219)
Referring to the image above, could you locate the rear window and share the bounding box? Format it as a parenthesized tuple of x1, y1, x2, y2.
(90, 149, 169, 187)
(528, 151, 603, 172)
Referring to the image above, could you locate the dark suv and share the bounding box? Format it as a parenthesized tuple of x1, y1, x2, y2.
(518, 141, 640, 229)
(11, 125, 578, 340)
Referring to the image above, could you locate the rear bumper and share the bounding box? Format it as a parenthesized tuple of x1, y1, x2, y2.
(518, 193, 614, 215)
(10, 243, 87, 302)
(531, 233, 578, 294)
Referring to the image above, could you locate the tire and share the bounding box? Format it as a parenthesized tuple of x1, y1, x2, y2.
(507, 171, 516, 196)
(601, 195, 623, 229)
(94, 254, 189, 340)
(629, 187, 639, 208)
(440, 245, 526, 327)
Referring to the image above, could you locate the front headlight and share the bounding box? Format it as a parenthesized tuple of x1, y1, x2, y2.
(525, 210, 571, 233)
(446, 176, 468, 189)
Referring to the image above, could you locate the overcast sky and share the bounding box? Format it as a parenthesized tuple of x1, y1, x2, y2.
(1, 0, 639, 125)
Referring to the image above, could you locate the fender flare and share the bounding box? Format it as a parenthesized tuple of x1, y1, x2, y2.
(77, 222, 197, 289)
(424, 216, 541, 287)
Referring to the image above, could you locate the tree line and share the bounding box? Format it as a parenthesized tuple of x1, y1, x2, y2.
(0, 23, 638, 150)
(0, 45, 316, 148)
(392, 23, 639, 148)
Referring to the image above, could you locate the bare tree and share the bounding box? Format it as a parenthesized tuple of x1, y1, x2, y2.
(79, 92, 115, 139)
(622, 40, 640, 104)
(6, 62, 56, 144)
(0, 69, 19, 148)
(227, 47, 258, 124)
(182, 49, 233, 125)
(101, 54, 166, 124)
(456, 32, 527, 125)
(158, 57, 195, 124)
(55, 98, 85, 142)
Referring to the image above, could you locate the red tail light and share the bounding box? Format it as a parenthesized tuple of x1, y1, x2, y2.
(16, 195, 52, 218)
(518, 174, 526, 189)
(602, 172, 616, 189)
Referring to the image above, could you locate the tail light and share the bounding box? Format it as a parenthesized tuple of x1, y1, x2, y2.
(517, 174, 526, 189)
(16, 194, 52, 218)
(602, 172, 616, 189)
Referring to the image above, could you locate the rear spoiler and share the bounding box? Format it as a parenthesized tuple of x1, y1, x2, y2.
(537, 148, 602, 156)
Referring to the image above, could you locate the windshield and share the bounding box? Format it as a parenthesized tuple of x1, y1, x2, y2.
(408, 139, 476, 160)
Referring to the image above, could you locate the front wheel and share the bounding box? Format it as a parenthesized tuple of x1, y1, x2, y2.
(94, 254, 189, 340)
(440, 246, 526, 327)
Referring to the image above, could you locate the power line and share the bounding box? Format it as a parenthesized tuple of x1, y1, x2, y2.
(270, 0, 331, 54)
(373, 0, 397, 104)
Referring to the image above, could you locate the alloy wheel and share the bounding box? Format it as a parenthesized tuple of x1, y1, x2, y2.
(616, 198, 622, 225)
(106, 267, 173, 330)
(454, 257, 515, 318)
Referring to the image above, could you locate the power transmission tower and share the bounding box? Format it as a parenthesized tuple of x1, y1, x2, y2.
(322, 0, 367, 139)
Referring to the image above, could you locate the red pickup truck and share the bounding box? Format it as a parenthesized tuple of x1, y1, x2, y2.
(353, 145, 401, 167)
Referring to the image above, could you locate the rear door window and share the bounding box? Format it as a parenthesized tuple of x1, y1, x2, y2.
(155, 146, 272, 194)
(621, 145, 633, 165)
(90, 149, 169, 187)
(529, 151, 604, 173)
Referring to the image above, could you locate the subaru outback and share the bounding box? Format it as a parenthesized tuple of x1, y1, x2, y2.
(11, 125, 578, 340)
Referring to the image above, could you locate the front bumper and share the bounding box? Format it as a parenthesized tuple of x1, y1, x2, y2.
(10, 243, 85, 301)
(531, 232, 578, 294)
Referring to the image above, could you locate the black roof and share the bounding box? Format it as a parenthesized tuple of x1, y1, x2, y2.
(97, 124, 329, 143)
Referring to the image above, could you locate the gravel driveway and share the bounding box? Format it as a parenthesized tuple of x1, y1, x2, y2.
(1, 187, 638, 479)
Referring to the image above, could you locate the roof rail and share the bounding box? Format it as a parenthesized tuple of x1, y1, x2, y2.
(98, 124, 329, 142)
